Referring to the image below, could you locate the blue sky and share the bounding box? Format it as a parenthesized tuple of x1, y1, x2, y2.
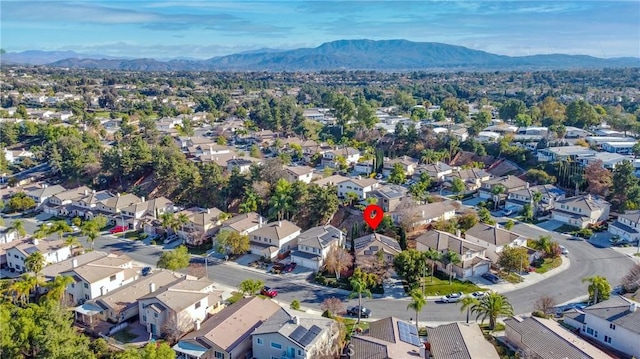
(2, 0, 639, 59)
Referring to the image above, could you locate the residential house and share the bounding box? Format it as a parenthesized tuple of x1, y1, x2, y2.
(443, 168, 491, 193)
(609, 210, 640, 243)
(392, 201, 456, 229)
(97, 193, 143, 227)
(53, 188, 116, 219)
(505, 184, 565, 213)
(476, 131, 501, 142)
(464, 223, 529, 263)
(62, 254, 138, 305)
(349, 317, 424, 359)
(414, 162, 454, 182)
(537, 146, 597, 162)
(551, 195, 611, 229)
(0, 227, 17, 244)
(426, 322, 500, 359)
(121, 196, 174, 232)
(601, 141, 638, 154)
(219, 212, 265, 236)
(138, 276, 223, 338)
(367, 185, 409, 212)
(382, 156, 419, 177)
(353, 233, 401, 264)
(478, 175, 529, 205)
(565, 126, 592, 138)
(415, 230, 491, 279)
(40, 251, 109, 282)
(577, 152, 634, 170)
(251, 308, 340, 359)
(312, 174, 349, 187)
(284, 165, 314, 184)
(6, 238, 72, 274)
(226, 157, 260, 174)
(586, 136, 637, 148)
(290, 225, 344, 270)
(504, 315, 611, 359)
(354, 160, 375, 175)
(25, 184, 66, 206)
(321, 147, 360, 168)
(248, 220, 302, 260)
(173, 296, 281, 359)
(76, 270, 180, 325)
(175, 207, 224, 243)
(564, 296, 640, 359)
(337, 177, 380, 200)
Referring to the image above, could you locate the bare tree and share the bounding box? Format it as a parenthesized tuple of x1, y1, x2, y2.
(356, 251, 391, 284)
(621, 263, 640, 293)
(188, 263, 207, 279)
(189, 230, 209, 247)
(394, 198, 419, 232)
(163, 311, 196, 344)
(323, 247, 353, 280)
(321, 297, 346, 317)
(534, 295, 557, 317)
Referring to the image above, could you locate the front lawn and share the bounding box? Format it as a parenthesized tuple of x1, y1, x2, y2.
(534, 257, 562, 274)
(420, 272, 484, 296)
(341, 318, 370, 340)
(497, 271, 523, 284)
(554, 224, 580, 234)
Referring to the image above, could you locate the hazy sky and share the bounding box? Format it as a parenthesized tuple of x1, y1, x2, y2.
(2, 0, 639, 59)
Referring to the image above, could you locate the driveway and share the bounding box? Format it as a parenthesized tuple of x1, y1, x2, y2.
(536, 220, 565, 232)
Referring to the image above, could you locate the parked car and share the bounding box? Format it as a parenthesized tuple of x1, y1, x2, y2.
(469, 291, 487, 299)
(141, 267, 152, 276)
(441, 292, 464, 303)
(568, 236, 583, 241)
(283, 262, 297, 273)
(260, 286, 278, 298)
(270, 263, 285, 274)
(482, 272, 501, 284)
(502, 209, 514, 216)
(109, 225, 127, 234)
(559, 245, 569, 255)
(347, 306, 372, 318)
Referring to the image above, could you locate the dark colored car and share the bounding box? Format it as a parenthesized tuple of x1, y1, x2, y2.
(283, 262, 297, 273)
(347, 306, 372, 318)
(261, 286, 278, 298)
(482, 272, 501, 284)
(141, 267, 152, 276)
(270, 263, 285, 274)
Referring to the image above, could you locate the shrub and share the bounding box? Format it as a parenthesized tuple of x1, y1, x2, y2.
(150, 240, 157, 245)
(321, 310, 333, 318)
(290, 299, 301, 310)
(532, 310, 546, 318)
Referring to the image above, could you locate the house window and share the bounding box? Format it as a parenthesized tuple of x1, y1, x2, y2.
(154, 313, 158, 318)
(271, 342, 282, 349)
(586, 327, 593, 335)
(85, 294, 89, 300)
(214, 351, 224, 359)
(605, 336, 612, 344)
(298, 349, 303, 356)
(256, 338, 263, 345)
(610, 323, 616, 330)
(110, 275, 116, 282)
(195, 301, 201, 309)
(84, 283, 89, 289)
(594, 331, 598, 338)
(142, 315, 146, 322)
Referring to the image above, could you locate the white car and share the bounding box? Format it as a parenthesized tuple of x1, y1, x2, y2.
(560, 245, 569, 255)
(441, 292, 464, 303)
(469, 291, 487, 299)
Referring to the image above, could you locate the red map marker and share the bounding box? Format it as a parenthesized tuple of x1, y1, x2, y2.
(364, 204, 384, 230)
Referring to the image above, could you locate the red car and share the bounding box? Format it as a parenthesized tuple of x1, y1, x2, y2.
(261, 286, 278, 298)
(109, 225, 127, 234)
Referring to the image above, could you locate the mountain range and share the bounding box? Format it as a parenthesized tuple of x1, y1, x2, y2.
(2, 40, 638, 71)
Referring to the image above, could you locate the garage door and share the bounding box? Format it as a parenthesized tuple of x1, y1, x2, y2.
(292, 256, 318, 271)
(474, 263, 489, 276)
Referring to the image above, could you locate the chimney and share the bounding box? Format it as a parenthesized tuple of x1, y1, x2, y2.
(100, 286, 105, 296)
(456, 229, 461, 238)
(149, 282, 156, 293)
(278, 221, 282, 227)
(194, 320, 201, 331)
(84, 189, 89, 195)
(72, 258, 78, 268)
(630, 302, 637, 313)
(141, 196, 145, 203)
(259, 216, 264, 226)
(32, 238, 39, 245)
(207, 208, 211, 214)
(526, 182, 529, 188)
(117, 193, 120, 197)
(495, 222, 500, 229)
(291, 316, 300, 325)
(421, 210, 425, 218)
(92, 189, 96, 194)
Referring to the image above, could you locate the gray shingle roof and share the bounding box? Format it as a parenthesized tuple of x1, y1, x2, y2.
(583, 296, 640, 334)
(427, 322, 499, 359)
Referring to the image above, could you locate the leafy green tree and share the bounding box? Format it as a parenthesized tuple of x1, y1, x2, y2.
(498, 246, 529, 273)
(432, 109, 446, 122)
(582, 276, 611, 305)
(157, 245, 190, 271)
(113, 342, 176, 359)
(471, 292, 514, 330)
(6, 193, 36, 212)
(407, 289, 427, 331)
(81, 215, 107, 250)
(269, 178, 293, 221)
(25, 251, 46, 275)
(388, 163, 406, 185)
(478, 207, 495, 225)
(409, 172, 432, 204)
(349, 276, 372, 323)
(49, 220, 72, 240)
(499, 99, 526, 121)
(44, 275, 75, 304)
(612, 160, 640, 210)
(514, 113, 533, 127)
(351, 267, 378, 289)
(504, 220, 515, 230)
(450, 177, 465, 198)
(216, 230, 250, 255)
(239, 279, 264, 296)
(356, 102, 378, 129)
(393, 250, 427, 289)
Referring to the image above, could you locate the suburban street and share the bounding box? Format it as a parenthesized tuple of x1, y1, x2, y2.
(4, 215, 637, 323)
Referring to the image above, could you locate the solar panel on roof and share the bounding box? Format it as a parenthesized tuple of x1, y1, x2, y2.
(289, 326, 307, 343)
(397, 321, 421, 346)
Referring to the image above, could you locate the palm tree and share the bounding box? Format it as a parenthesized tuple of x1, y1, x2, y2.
(10, 274, 41, 305)
(460, 296, 479, 324)
(349, 277, 372, 323)
(160, 212, 176, 234)
(532, 191, 543, 219)
(33, 224, 49, 240)
(491, 185, 506, 210)
(570, 172, 584, 196)
(81, 223, 100, 250)
(424, 249, 442, 283)
(442, 251, 461, 284)
(534, 235, 553, 257)
(44, 275, 75, 304)
(471, 292, 514, 330)
(64, 236, 80, 251)
(8, 219, 27, 239)
(407, 289, 427, 331)
(50, 220, 72, 240)
(24, 251, 46, 275)
(176, 213, 190, 240)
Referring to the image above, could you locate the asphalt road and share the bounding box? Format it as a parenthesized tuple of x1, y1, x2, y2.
(5, 216, 636, 323)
